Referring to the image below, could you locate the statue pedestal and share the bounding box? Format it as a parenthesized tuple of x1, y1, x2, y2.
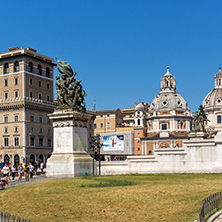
(188, 132, 209, 138)
(46, 110, 93, 177)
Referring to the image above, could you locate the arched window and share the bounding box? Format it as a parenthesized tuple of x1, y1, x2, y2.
(138, 119, 140, 126)
(30, 154, 35, 165)
(39, 154, 44, 163)
(217, 115, 222, 124)
(37, 65, 42, 75)
(14, 154, 20, 167)
(28, 62, 33, 72)
(46, 67, 50, 77)
(14, 61, 19, 72)
(4, 154, 10, 163)
(4, 63, 9, 74)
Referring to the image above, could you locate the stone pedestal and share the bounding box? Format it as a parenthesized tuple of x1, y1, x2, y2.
(46, 109, 93, 177)
(188, 131, 209, 138)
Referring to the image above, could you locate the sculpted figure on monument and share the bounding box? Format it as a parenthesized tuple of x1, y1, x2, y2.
(55, 58, 87, 112)
(193, 105, 209, 132)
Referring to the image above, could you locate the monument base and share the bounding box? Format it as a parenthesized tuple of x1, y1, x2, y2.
(46, 151, 93, 177)
(46, 110, 93, 177)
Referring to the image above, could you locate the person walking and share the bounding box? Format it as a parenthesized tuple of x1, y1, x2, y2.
(18, 164, 23, 182)
(2, 163, 9, 181)
(11, 165, 16, 180)
(8, 163, 12, 180)
(29, 163, 34, 179)
(34, 162, 38, 175)
(23, 164, 29, 182)
(40, 162, 44, 174)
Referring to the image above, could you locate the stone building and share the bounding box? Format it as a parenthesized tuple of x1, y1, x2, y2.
(134, 67, 193, 155)
(203, 67, 222, 132)
(0, 47, 56, 166)
(93, 109, 123, 135)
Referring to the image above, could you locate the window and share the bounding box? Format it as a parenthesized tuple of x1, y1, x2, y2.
(100, 123, 103, 129)
(39, 138, 43, 146)
(39, 81, 42, 87)
(30, 137, 35, 146)
(89, 124, 92, 129)
(47, 138, 52, 147)
(30, 115, 34, 122)
(4, 127, 8, 133)
(94, 124, 97, 129)
(14, 127, 18, 133)
(39, 116, 43, 123)
(138, 119, 140, 125)
(5, 92, 8, 100)
(15, 91, 18, 98)
(30, 91, 33, 98)
(4, 116, 8, 123)
(47, 83, 50, 89)
(39, 94, 42, 100)
(30, 78, 33, 85)
(14, 137, 19, 146)
(107, 122, 110, 128)
(137, 147, 140, 151)
(47, 117, 51, 124)
(28, 62, 33, 72)
(48, 129, 51, 134)
(14, 61, 19, 72)
(39, 128, 43, 133)
(47, 95, 50, 101)
(14, 78, 18, 85)
(30, 127, 34, 132)
(217, 115, 222, 124)
(46, 67, 50, 77)
(4, 79, 8, 86)
(37, 65, 42, 75)
(4, 63, 9, 74)
(161, 123, 167, 130)
(4, 138, 9, 147)
(220, 79, 221, 86)
(14, 115, 18, 122)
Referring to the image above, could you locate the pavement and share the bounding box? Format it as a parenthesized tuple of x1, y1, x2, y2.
(214, 214, 222, 222)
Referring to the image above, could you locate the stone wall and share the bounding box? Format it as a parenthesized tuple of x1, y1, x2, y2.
(97, 132, 222, 175)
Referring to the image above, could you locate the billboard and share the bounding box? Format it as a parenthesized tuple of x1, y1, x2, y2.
(103, 135, 124, 151)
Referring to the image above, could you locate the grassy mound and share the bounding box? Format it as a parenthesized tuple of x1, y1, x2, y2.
(0, 173, 221, 221)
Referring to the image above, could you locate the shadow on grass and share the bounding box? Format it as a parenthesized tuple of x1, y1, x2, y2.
(80, 176, 135, 188)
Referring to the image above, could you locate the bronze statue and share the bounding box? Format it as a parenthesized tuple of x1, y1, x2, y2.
(193, 105, 209, 132)
(55, 58, 87, 112)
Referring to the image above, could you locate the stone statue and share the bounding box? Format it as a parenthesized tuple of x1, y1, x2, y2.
(55, 58, 87, 112)
(193, 105, 209, 132)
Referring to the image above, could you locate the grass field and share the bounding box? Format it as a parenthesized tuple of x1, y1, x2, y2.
(0, 173, 221, 222)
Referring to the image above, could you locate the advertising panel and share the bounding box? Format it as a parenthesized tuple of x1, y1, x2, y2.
(103, 135, 124, 151)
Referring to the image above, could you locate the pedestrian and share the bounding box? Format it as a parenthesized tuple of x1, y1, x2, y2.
(24, 164, 29, 182)
(11, 165, 16, 180)
(34, 162, 38, 175)
(8, 162, 12, 180)
(29, 163, 34, 179)
(2, 163, 9, 181)
(40, 162, 44, 174)
(18, 163, 23, 182)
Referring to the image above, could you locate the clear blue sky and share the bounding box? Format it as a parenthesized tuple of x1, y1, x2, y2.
(1, 0, 222, 112)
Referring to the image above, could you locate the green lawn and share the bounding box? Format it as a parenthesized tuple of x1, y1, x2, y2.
(0, 173, 221, 222)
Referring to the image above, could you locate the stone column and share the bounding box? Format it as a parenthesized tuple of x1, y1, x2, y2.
(46, 110, 93, 177)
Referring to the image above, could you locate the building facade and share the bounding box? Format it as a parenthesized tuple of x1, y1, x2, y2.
(203, 67, 222, 132)
(134, 67, 193, 155)
(0, 47, 56, 166)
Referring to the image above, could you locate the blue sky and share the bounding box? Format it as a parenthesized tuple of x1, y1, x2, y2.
(1, 0, 222, 112)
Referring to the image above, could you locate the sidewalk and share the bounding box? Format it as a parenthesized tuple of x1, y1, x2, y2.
(214, 214, 222, 222)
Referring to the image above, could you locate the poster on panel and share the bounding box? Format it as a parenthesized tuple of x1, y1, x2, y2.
(103, 135, 124, 151)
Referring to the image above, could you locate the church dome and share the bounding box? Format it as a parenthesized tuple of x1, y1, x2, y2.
(135, 103, 144, 111)
(203, 68, 222, 108)
(149, 67, 189, 113)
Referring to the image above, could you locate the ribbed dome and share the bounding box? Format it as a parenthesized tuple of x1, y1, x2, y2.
(149, 92, 188, 112)
(135, 103, 145, 111)
(203, 88, 222, 107)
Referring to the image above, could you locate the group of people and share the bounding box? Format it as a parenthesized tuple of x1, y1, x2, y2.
(1, 162, 44, 182)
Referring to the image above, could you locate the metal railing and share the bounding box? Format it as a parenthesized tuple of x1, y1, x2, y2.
(0, 212, 31, 222)
(199, 192, 222, 222)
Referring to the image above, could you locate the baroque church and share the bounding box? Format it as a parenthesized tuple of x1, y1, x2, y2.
(134, 67, 193, 155)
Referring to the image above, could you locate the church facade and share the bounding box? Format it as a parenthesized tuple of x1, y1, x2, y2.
(134, 67, 193, 155)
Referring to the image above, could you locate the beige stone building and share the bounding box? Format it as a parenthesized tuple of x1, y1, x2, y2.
(0, 47, 56, 166)
(94, 109, 123, 135)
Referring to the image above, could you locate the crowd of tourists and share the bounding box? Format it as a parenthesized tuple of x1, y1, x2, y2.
(1, 162, 45, 182)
